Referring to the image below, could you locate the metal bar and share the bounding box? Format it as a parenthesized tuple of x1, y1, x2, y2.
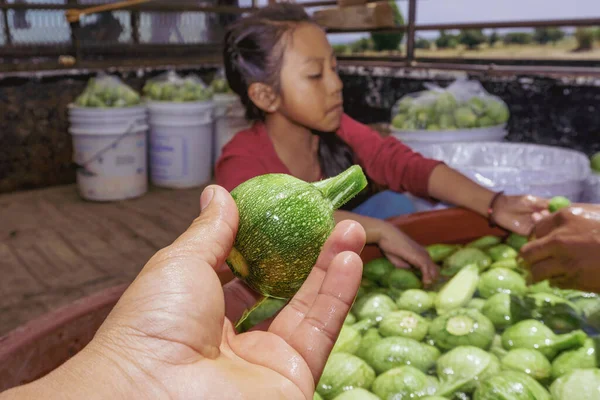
(0, 43, 222, 58)
(406, 0, 416, 62)
(0, 2, 254, 14)
(131, 10, 140, 44)
(327, 17, 600, 34)
(0, 0, 11, 46)
(337, 58, 600, 77)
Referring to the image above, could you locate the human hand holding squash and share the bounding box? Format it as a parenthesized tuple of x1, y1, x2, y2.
(521, 204, 600, 291)
(2, 185, 366, 400)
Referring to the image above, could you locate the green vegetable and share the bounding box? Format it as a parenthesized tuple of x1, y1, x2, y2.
(227, 165, 367, 299)
(237, 297, 287, 332)
(490, 334, 508, 359)
(466, 298, 486, 312)
(379, 311, 430, 341)
(75, 76, 142, 108)
(210, 77, 232, 94)
(526, 292, 578, 311)
(436, 346, 501, 395)
(315, 392, 324, 400)
(443, 248, 492, 276)
(550, 369, 600, 400)
(356, 328, 383, 360)
(548, 196, 571, 213)
(345, 313, 357, 325)
(383, 269, 422, 290)
(501, 320, 587, 360)
(352, 293, 398, 322)
(506, 233, 528, 252)
(422, 398, 450, 400)
(365, 336, 441, 374)
(489, 259, 519, 270)
(396, 289, 434, 314)
(371, 366, 439, 400)
(454, 107, 478, 128)
(500, 349, 552, 382)
(331, 388, 380, 400)
(333, 325, 362, 355)
(363, 258, 395, 285)
(477, 268, 527, 299)
(481, 293, 513, 329)
(351, 318, 378, 335)
(467, 236, 502, 250)
(591, 152, 600, 173)
(435, 264, 479, 315)
(427, 244, 460, 263)
(473, 370, 551, 400)
(317, 353, 376, 400)
(429, 308, 495, 351)
(551, 338, 597, 379)
(486, 244, 518, 262)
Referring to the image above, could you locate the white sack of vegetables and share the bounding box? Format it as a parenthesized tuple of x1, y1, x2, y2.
(226, 165, 368, 299)
(74, 73, 142, 108)
(390, 77, 510, 131)
(142, 70, 213, 102)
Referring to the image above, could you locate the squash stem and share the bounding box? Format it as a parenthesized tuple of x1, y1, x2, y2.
(235, 295, 270, 332)
(312, 165, 368, 210)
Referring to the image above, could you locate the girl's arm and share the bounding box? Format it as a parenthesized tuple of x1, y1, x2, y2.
(427, 164, 549, 235)
(427, 164, 495, 217)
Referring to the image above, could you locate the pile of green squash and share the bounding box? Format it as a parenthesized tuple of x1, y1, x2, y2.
(242, 232, 600, 400)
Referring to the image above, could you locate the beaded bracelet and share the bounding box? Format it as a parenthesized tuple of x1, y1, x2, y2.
(487, 190, 505, 228)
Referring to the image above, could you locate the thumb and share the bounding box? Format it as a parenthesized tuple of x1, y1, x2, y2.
(159, 185, 239, 272)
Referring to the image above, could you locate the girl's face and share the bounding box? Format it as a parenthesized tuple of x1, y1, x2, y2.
(277, 23, 344, 132)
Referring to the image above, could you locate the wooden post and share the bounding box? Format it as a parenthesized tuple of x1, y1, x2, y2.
(313, 2, 395, 31)
(406, 0, 417, 62)
(0, 0, 12, 46)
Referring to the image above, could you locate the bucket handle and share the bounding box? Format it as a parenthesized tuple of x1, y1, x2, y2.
(72, 120, 145, 177)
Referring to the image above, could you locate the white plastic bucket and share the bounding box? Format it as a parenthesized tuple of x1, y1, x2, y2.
(391, 123, 507, 148)
(69, 122, 149, 202)
(212, 94, 250, 164)
(147, 101, 215, 189)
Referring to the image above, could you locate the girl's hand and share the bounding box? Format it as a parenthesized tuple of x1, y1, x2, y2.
(377, 222, 440, 287)
(492, 194, 550, 236)
(521, 205, 600, 292)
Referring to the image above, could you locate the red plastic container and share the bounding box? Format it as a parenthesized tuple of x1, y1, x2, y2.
(0, 208, 505, 392)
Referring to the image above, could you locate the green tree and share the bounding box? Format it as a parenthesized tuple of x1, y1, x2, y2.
(575, 27, 595, 51)
(436, 30, 458, 49)
(503, 32, 533, 45)
(350, 37, 374, 53)
(371, 1, 404, 51)
(458, 29, 486, 50)
(415, 37, 431, 49)
(488, 31, 500, 46)
(533, 27, 565, 45)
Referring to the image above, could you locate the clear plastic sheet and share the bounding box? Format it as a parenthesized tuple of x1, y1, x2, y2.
(74, 73, 142, 108)
(583, 175, 600, 204)
(142, 71, 213, 102)
(405, 142, 591, 212)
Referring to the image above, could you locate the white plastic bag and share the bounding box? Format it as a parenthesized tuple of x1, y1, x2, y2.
(75, 73, 142, 108)
(390, 77, 510, 131)
(143, 71, 213, 102)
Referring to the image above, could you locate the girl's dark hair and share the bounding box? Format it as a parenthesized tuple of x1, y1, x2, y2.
(223, 3, 373, 209)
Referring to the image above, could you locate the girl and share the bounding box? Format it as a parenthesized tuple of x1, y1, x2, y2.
(215, 3, 548, 285)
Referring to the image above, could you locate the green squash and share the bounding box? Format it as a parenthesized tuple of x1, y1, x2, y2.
(226, 165, 367, 298)
(317, 353, 376, 400)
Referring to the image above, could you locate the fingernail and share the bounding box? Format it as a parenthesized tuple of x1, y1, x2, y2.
(200, 187, 215, 211)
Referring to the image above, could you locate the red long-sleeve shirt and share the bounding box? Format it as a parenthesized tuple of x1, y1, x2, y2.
(215, 114, 443, 199)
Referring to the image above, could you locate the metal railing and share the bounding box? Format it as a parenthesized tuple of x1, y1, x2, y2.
(0, 0, 599, 76)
